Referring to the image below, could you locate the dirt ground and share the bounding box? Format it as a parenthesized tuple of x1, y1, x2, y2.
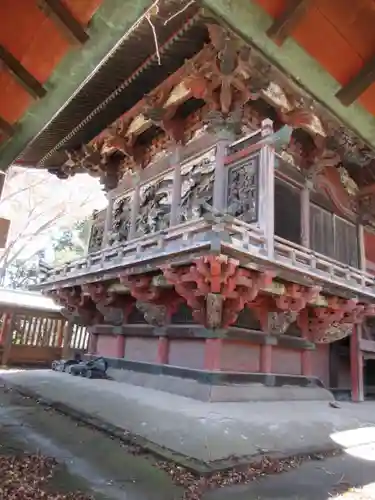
(1, 383, 375, 500)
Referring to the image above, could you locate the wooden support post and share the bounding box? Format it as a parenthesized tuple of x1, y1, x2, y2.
(259, 119, 275, 258)
(156, 337, 169, 364)
(213, 135, 232, 212)
(260, 342, 272, 373)
(1, 313, 14, 366)
(62, 321, 73, 359)
(351, 325, 364, 402)
(170, 146, 182, 226)
(116, 335, 126, 358)
(298, 308, 312, 376)
(204, 338, 222, 371)
(129, 173, 141, 239)
(88, 330, 98, 355)
(301, 183, 310, 248)
(0, 313, 10, 344)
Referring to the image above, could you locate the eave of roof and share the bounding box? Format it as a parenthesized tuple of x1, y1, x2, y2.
(204, 0, 375, 152)
(0, 0, 157, 172)
(0, 288, 61, 312)
(17, 0, 204, 170)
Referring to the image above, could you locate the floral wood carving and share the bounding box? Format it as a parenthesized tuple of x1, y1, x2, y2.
(49, 287, 103, 326)
(111, 194, 132, 245)
(227, 155, 259, 222)
(162, 255, 274, 328)
(300, 297, 375, 344)
(135, 180, 171, 236)
(180, 149, 216, 222)
(119, 274, 182, 326)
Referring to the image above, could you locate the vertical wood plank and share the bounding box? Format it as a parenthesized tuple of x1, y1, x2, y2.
(300, 184, 310, 247)
(259, 119, 275, 258)
(62, 321, 74, 359)
(1, 314, 14, 366)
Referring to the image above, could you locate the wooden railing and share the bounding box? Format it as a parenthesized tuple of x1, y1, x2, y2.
(37, 213, 375, 298)
(0, 311, 89, 366)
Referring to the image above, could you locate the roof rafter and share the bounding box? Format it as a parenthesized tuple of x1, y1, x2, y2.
(0, 45, 46, 99)
(0, 116, 15, 140)
(267, 0, 311, 45)
(37, 0, 89, 46)
(336, 55, 375, 107)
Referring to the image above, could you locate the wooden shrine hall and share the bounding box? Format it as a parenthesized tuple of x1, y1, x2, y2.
(2, 0, 375, 401)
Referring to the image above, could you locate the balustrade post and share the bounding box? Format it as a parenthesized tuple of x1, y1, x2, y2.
(213, 132, 233, 213)
(170, 146, 182, 227)
(129, 172, 141, 239)
(259, 119, 275, 258)
(301, 183, 311, 248)
(357, 221, 366, 271)
(102, 193, 114, 248)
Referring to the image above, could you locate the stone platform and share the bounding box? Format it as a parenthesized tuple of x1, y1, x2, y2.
(0, 369, 374, 471)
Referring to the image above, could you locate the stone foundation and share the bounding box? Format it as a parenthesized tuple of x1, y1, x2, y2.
(86, 355, 332, 402)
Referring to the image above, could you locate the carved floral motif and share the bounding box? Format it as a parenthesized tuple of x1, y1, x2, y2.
(135, 180, 171, 236)
(180, 148, 216, 222)
(111, 194, 132, 245)
(227, 156, 259, 222)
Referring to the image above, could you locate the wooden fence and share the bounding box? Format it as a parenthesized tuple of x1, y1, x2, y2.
(0, 310, 90, 367)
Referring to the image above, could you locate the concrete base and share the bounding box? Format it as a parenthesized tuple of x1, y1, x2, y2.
(1, 368, 375, 471)
(109, 367, 333, 401)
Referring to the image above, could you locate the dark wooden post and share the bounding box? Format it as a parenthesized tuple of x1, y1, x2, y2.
(351, 325, 364, 402)
(1, 313, 14, 366)
(62, 320, 73, 359)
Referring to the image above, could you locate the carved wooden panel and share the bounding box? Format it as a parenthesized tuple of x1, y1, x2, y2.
(88, 213, 104, 253)
(111, 193, 132, 245)
(180, 148, 216, 222)
(135, 178, 172, 236)
(226, 154, 259, 223)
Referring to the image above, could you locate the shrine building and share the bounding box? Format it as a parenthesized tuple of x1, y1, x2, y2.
(2, 0, 375, 402)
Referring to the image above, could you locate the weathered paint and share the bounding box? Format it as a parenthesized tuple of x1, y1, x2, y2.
(202, 0, 375, 148)
(0, 0, 154, 170)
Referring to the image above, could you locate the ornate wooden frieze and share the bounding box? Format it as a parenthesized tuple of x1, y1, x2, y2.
(135, 179, 172, 236)
(163, 254, 274, 328)
(226, 154, 259, 223)
(119, 273, 182, 326)
(80, 281, 139, 326)
(111, 193, 132, 245)
(48, 286, 103, 326)
(301, 297, 375, 344)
